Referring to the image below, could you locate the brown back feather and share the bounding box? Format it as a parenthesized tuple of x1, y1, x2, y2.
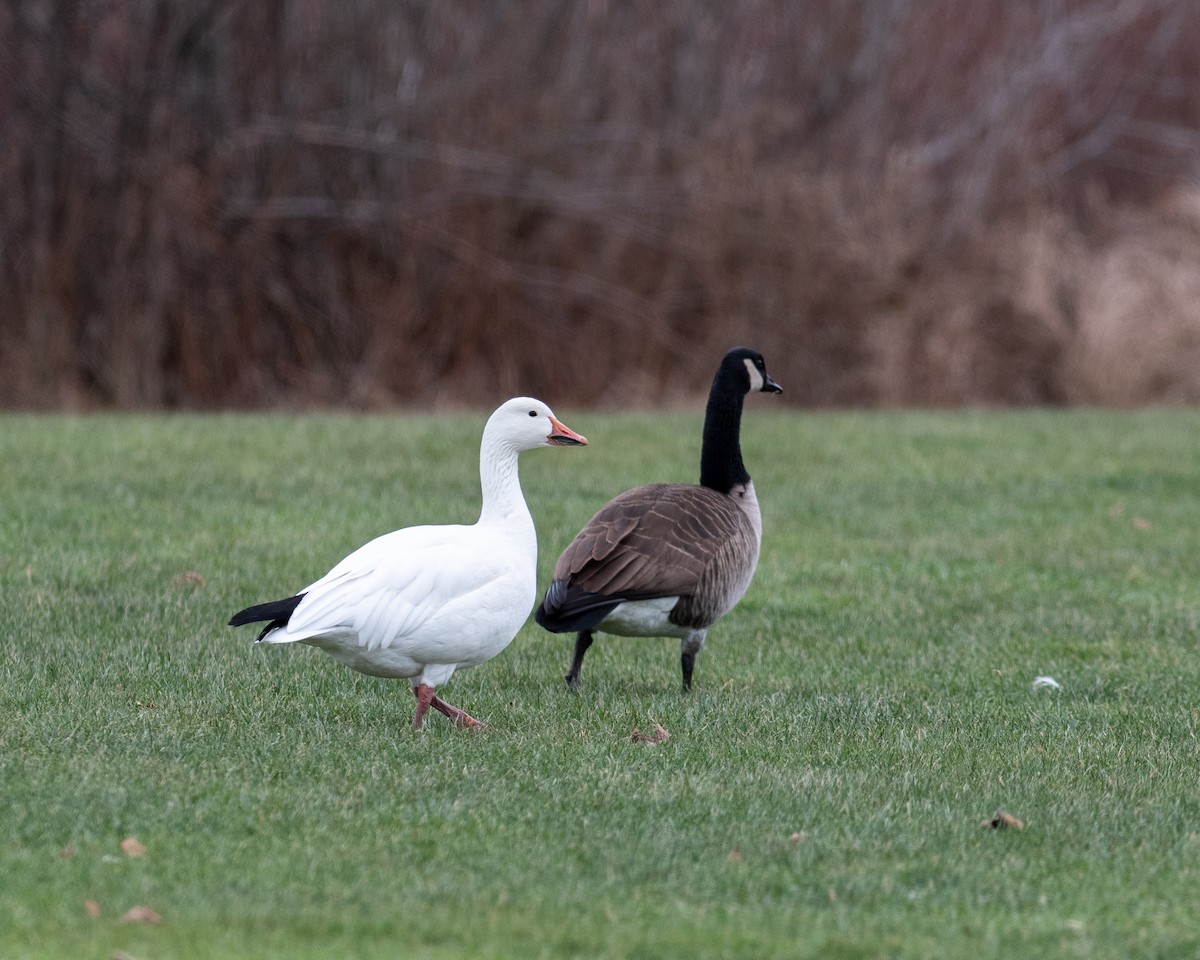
(553, 483, 754, 601)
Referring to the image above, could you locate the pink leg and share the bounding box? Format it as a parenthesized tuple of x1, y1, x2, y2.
(412, 683, 484, 729)
(430, 693, 484, 728)
(411, 684, 434, 730)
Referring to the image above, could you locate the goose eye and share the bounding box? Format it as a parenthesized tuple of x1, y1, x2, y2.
(528, 410, 538, 417)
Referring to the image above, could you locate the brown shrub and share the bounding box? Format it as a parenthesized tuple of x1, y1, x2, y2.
(1065, 189, 1200, 404)
(1, 0, 1199, 408)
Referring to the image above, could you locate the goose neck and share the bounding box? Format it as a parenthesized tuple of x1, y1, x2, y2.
(699, 379, 750, 494)
(477, 438, 533, 531)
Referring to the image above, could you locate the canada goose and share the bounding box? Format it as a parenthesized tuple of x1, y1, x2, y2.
(535, 347, 781, 689)
(229, 398, 587, 729)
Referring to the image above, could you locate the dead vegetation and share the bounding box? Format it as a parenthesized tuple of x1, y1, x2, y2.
(2, 0, 1198, 408)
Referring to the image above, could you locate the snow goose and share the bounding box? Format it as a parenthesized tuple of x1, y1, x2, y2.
(229, 398, 587, 729)
(535, 347, 781, 690)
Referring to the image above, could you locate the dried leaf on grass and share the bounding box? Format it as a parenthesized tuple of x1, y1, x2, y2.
(84, 900, 101, 918)
(630, 719, 670, 744)
(120, 837, 147, 858)
(119, 905, 162, 925)
(980, 810, 1024, 830)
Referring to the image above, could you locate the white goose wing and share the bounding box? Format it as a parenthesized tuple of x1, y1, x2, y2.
(282, 524, 524, 654)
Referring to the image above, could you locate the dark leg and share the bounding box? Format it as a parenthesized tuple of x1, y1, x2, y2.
(680, 631, 705, 692)
(565, 630, 594, 687)
(681, 651, 695, 691)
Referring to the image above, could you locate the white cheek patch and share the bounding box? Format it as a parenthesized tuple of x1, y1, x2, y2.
(744, 358, 764, 392)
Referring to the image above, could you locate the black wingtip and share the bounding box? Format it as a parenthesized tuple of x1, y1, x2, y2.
(228, 594, 305, 629)
(535, 582, 624, 635)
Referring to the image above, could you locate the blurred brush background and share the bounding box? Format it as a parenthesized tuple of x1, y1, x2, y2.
(3, 0, 1199, 409)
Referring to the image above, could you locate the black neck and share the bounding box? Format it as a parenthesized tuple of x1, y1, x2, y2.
(699, 373, 750, 493)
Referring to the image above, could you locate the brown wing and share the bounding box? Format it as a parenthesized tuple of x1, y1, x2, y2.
(553, 483, 753, 601)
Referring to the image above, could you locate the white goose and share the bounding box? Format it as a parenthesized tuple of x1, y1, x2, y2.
(229, 397, 587, 729)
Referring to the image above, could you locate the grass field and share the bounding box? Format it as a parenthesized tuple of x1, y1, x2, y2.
(2, 407, 1199, 959)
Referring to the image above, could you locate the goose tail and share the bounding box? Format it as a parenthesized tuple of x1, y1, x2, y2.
(535, 580, 621, 634)
(228, 594, 306, 642)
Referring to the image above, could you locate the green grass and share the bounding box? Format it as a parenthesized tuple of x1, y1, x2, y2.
(2, 408, 1199, 959)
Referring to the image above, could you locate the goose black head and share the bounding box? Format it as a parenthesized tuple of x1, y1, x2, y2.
(721, 347, 783, 396)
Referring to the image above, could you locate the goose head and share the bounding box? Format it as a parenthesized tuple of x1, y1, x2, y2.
(485, 397, 588, 452)
(722, 347, 783, 396)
